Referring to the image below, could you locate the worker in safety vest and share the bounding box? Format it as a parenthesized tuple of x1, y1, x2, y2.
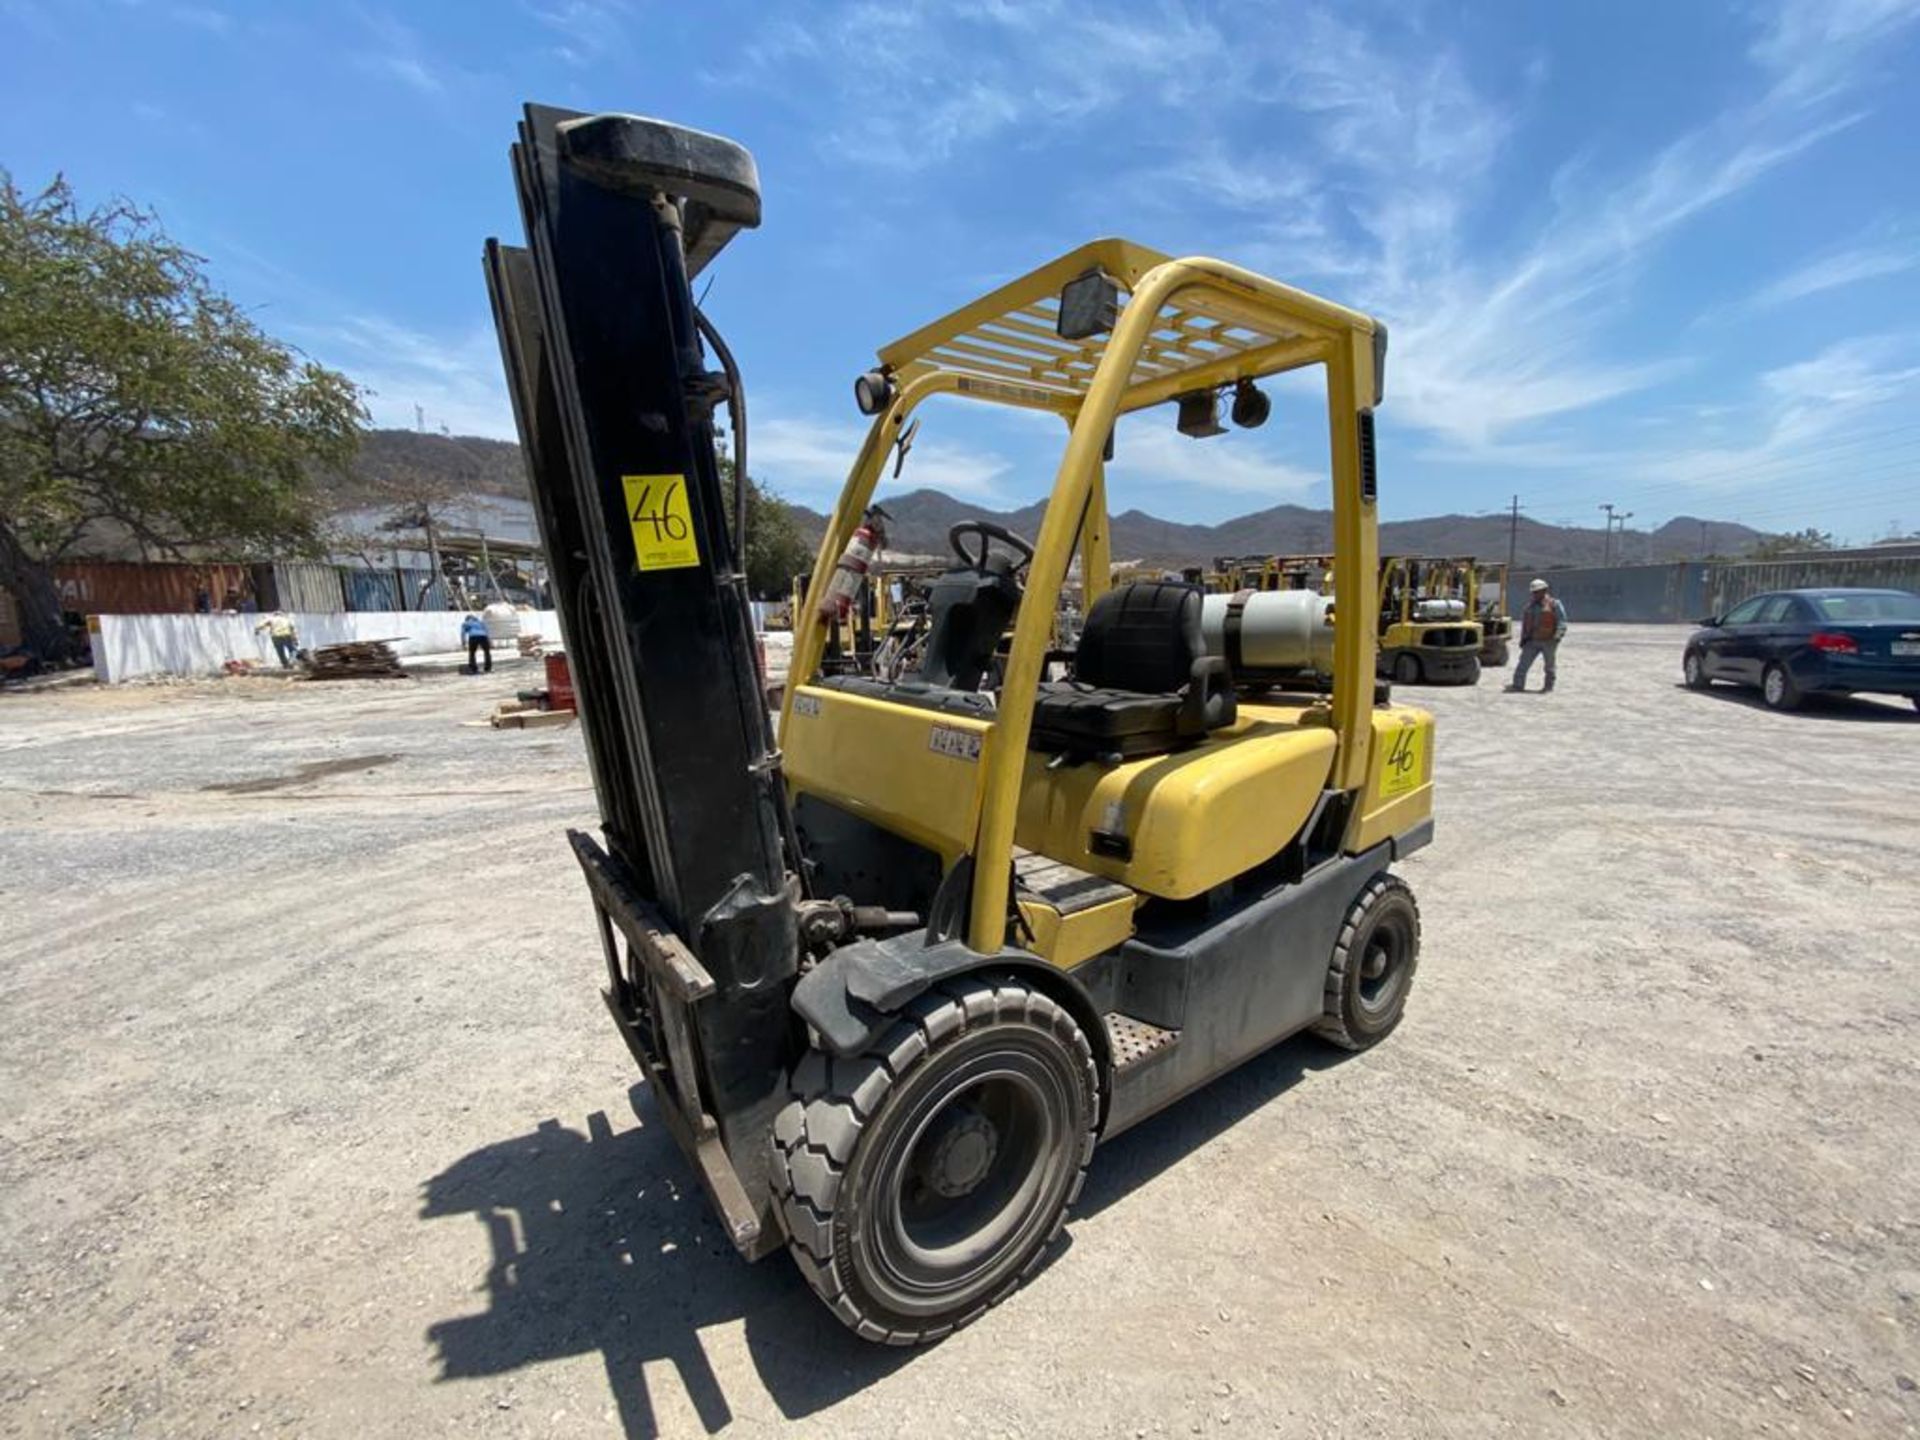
(255, 611, 299, 669)
(1507, 579, 1568, 693)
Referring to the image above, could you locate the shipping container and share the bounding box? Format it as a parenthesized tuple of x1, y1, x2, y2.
(340, 566, 403, 612)
(260, 562, 344, 613)
(52, 561, 256, 616)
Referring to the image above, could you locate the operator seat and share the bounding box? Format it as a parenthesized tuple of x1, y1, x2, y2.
(911, 552, 1022, 691)
(1030, 580, 1236, 759)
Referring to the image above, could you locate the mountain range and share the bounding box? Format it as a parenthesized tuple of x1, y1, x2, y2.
(343, 429, 1767, 570)
(783, 489, 1765, 570)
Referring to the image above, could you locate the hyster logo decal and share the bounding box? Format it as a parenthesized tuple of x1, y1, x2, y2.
(928, 724, 983, 762)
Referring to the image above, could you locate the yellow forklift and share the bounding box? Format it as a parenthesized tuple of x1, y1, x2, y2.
(1377, 556, 1483, 685)
(1472, 559, 1513, 666)
(486, 105, 1436, 1346)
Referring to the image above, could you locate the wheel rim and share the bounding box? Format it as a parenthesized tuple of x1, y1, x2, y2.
(858, 1041, 1075, 1317)
(1684, 653, 1701, 685)
(1355, 910, 1412, 1017)
(1765, 668, 1785, 705)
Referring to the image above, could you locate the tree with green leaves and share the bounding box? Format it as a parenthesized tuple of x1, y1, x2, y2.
(719, 456, 813, 597)
(0, 174, 365, 659)
(1747, 527, 1836, 559)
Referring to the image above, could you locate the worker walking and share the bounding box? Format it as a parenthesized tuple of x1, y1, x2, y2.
(255, 611, 299, 669)
(1507, 579, 1567, 693)
(461, 612, 492, 674)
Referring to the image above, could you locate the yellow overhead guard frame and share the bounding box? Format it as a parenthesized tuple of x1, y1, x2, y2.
(781, 238, 1387, 955)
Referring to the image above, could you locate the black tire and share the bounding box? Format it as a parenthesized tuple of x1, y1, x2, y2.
(770, 975, 1098, 1345)
(1484, 640, 1510, 668)
(1314, 874, 1421, 1051)
(1392, 652, 1422, 685)
(1683, 649, 1711, 690)
(1761, 661, 1801, 712)
(1463, 657, 1482, 686)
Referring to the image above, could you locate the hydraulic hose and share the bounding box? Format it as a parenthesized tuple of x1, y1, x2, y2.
(694, 304, 748, 567)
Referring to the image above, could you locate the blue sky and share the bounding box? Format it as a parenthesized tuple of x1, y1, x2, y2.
(4, 1, 1920, 541)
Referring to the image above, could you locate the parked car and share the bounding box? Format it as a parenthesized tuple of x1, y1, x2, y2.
(1683, 587, 1920, 712)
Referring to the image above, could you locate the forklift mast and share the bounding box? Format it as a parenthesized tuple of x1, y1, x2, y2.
(484, 105, 799, 1248)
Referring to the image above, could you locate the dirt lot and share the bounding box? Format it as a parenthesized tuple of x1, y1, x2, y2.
(2, 627, 1916, 1439)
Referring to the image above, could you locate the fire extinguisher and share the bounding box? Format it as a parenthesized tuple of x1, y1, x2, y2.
(817, 505, 889, 622)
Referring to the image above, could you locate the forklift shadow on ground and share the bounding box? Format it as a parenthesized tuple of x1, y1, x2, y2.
(419, 1091, 913, 1439)
(419, 1035, 1358, 1438)
(1074, 1031, 1360, 1215)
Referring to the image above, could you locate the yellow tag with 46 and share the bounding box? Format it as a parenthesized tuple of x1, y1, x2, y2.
(622, 474, 702, 572)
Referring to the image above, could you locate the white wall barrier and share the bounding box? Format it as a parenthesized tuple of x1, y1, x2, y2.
(89, 611, 563, 683)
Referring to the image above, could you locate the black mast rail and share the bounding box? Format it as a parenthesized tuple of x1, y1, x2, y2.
(485, 106, 801, 1251)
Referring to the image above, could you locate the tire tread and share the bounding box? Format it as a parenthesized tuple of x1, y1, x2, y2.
(1312, 874, 1421, 1051)
(769, 974, 1097, 1346)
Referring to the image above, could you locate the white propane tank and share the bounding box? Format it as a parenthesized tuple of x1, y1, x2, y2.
(1413, 597, 1467, 622)
(482, 600, 522, 643)
(1201, 589, 1336, 677)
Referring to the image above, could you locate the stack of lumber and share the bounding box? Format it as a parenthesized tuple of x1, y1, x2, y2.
(491, 697, 574, 729)
(304, 640, 408, 680)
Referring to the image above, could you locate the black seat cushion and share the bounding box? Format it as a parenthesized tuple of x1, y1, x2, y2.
(1030, 686, 1184, 758)
(1030, 581, 1235, 758)
(1074, 580, 1203, 692)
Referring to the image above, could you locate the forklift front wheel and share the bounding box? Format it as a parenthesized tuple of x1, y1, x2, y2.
(770, 975, 1098, 1344)
(1314, 874, 1422, 1051)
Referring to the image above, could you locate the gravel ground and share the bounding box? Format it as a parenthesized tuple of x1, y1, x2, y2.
(1, 627, 1916, 1440)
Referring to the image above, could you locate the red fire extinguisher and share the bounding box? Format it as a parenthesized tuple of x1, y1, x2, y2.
(817, 505, 889, 622)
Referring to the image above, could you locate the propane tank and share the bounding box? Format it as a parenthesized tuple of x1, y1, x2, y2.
(1201, 589, 1337, 677)
(1413, 597, 1467, 622)
(817, 506, 889, 622)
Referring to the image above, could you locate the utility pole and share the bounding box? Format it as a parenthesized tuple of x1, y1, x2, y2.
(1507, 495, 1522, 572)
(1600, 504, 1634, 566)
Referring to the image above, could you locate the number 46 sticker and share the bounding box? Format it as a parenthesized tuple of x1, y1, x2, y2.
(1379, 719, 1426, 798)
(622, 474, 702, 572)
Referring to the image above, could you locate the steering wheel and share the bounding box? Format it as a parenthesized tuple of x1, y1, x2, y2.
(949, 520, 1036, 575)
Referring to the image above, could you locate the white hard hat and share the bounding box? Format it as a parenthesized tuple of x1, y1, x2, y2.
(1530, 578, 1549, 592)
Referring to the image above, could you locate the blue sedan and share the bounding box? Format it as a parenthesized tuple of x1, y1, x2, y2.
(1683, 587, 1920, 712)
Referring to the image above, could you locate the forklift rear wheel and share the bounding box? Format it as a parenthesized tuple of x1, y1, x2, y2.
(1313, 874, 1421, 1051)
(1484, 641, 1510, 667)
(1393, 653, 1422, 685)
(770, 975, 1098, 1344)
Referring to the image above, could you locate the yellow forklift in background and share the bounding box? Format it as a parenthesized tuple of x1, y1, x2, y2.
(489, 104, 1437, 1347)
(1377, 556, 1483, 685)
(1472, 559, 1513, 666)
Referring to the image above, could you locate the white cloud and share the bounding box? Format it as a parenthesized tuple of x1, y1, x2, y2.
(353, 11, 459, 98)
(1749, 0, 1920, 99)
(1649, 335, 1920, 489)
(1130, 1, 1915, 458)
(298, 316, 515, 440)
(754, 412, 1015, 505)
(1108, 423, 1323, 500)
(719, 0, 1239, 171)
(523, 0, 631, 67)
(1748, 241, 1919, 308)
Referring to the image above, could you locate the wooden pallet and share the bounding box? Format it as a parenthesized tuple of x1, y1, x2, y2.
(303, 640, 409, 681)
